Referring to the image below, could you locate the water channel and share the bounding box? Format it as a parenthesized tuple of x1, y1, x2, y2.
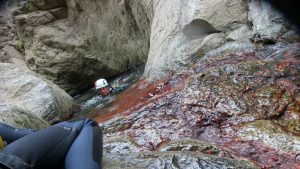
(72, 66, 145, 120)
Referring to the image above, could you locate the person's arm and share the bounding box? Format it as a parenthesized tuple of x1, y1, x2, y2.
(109, 84, 115, 94)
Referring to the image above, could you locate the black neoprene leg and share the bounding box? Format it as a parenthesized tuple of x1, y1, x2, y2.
(0, 123, 36, 144)
(64, 120, 103, 169)
(0, 119, 87, 169)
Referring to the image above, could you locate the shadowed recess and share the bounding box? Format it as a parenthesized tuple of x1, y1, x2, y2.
(183, 19, 219, 41)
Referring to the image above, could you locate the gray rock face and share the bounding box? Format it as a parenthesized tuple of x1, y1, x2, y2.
(144, 0, 248, 79)
(13, 0, 152, 95)
(143, 0, 299, 80)
(248, 0, 290, 42)
(12, 0, 298, 94)
(103, 137, 258, 169)
(238, 120, 300, 153)
(0, 13, 25, 66)
(0, 103, 47, 129)
(28, 0, 65, 10)
(0, 63, 77, 126)
(98, 43, 300, 168)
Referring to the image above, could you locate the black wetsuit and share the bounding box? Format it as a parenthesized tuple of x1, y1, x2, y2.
(0, 119, 102, 169)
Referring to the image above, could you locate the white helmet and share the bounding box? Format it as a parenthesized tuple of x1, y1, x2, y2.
(95, 79, 108, 89)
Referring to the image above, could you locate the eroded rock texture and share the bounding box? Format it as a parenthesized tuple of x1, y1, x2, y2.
(10, 0, 299, 95)
(0, 63, 77, 127)
(13, 0, 152, 95)
(144, 0, 299, 80)
(98, 43, 300, 168)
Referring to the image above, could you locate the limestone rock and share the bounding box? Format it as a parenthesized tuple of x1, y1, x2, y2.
(23, 19, 120, 95)
(0, 103, 47, 129)
(144, 0, 248, 80)
(226, 25, 253, 42)
(10, 0, 300, 95)
(103, 136, 258, 169)
(28, 0, 66, 10)
(49, 7, 67, 19)
(98, 43, 300, 168)
(238, 120, 300, 154)
(0, 11, 25, 66)
(13, 0, 152, 95)
(16, 11, 56, 26)
(0, 63, 77, 124)
(2, 45, 26, 66)
(144, 0, 299, 80)
(248, 0, 290, 43)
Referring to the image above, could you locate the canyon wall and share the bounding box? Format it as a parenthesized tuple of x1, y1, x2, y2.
(13, 0, 298, 92)
(144, 0, 299, 79)
(13, 0, 152, 95)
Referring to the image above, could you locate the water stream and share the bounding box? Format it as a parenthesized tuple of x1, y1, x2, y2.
(72, 66, 145, 120)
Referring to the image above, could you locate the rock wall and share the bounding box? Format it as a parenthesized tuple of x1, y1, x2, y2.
(99, 43, 300, 168)
(144, 0, 299, 80)
(13, 0, 152, 95)
(11, 0, 299, 92)
(0, 63, 77, 128)
(0, 3, 26, 67)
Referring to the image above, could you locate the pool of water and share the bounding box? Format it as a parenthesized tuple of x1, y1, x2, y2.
(73, 65, 145, 119)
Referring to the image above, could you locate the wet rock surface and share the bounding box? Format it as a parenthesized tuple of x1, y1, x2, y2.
(103, 137, 258, 169)
(96, 43, 300, 168)
(1, 0, 299, 168)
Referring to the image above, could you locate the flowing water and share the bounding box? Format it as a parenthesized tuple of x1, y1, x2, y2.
(73, 66, 145, 119)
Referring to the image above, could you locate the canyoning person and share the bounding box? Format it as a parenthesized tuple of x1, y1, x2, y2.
(0, 119, 103, 169)
(95, 78, 130, 98)
(95, 78, 114, 97)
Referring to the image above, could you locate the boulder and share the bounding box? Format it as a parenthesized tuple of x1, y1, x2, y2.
(0, 63, 77, 125)
(226, 25, 253, 42)
(0, 103, 47, 129)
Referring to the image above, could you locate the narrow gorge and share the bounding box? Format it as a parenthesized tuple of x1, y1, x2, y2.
(0, 0, 299, 168)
